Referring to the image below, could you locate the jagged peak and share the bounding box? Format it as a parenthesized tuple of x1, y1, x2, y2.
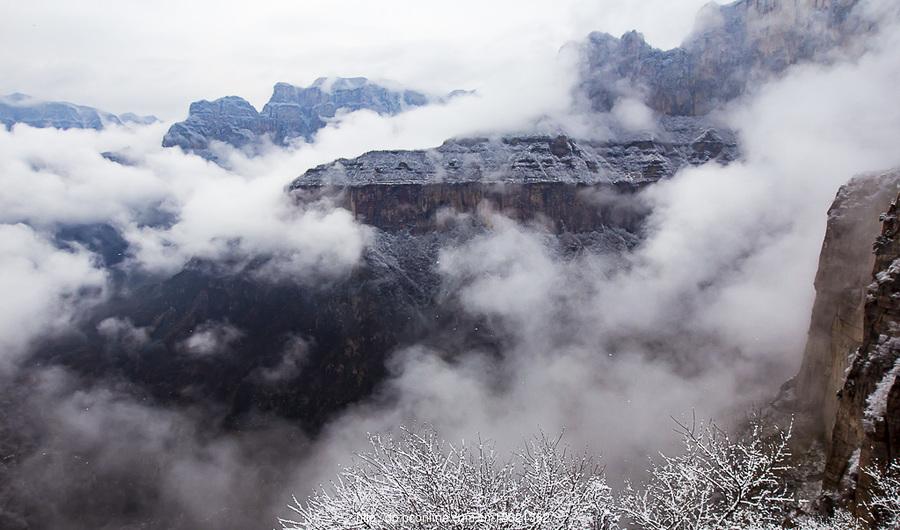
(188, 96, 257, 112)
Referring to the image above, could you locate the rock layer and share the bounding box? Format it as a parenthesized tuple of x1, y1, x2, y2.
(823, 184, 900, 519)
(289, 118, 736, 234)
(794, 171, 900, 443)
(292, 119, 737, 188)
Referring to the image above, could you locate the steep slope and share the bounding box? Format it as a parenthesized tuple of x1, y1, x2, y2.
(290, 119, 737, 231)
(822, 186, 900, 520)
(793, 171, 900, 443)
(0, 93, 157, 130)
(162, 77, 453, 160)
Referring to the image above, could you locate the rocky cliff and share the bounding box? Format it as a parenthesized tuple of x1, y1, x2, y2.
(793, 171, 900, 443)
(289, 118, 737, 231)
(162, 77, 454, 160)
(579, 0, 864, 115)
(821, 183, 900, 520)
(0, 93, 157, 130)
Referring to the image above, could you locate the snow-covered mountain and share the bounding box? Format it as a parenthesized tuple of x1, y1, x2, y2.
(0, 93, 157, 130)
(162, 77, 463, 160)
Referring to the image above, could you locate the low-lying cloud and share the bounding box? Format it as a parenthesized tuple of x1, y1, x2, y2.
(2, 2, 900, 529)
(285, 1, 900, 501)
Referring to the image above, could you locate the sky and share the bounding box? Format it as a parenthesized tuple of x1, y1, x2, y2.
(0, 0, 713, 119)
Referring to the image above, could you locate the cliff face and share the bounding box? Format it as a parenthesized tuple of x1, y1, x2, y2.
(580, 0, 863, 115)
(822, 185, 900, 518)
(162, 77, 450, 160)
(794, 172, 900, 442)
(292, 119, 737, 187)
(289, 120, 737, 232)
(35, 119, 739, 433)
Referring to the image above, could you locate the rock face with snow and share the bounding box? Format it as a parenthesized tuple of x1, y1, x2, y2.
(793, 171, 900, 444)
(579, 0, 863, 115)
(290, 118, 737, 231)
(162, 77, 445, 160)
(294, 118, 737, 188)
(0, 93, 157, 130)
(822, 182, 900, 516)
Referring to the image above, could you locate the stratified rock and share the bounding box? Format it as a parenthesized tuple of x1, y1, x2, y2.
(0, 93, 157, 130)
(821, 177, 900, 521)
(289, 117, 737, 231)
(162, 77, 455, 160)
(793, 171, 900, 444)
(579, 0, 865, 115)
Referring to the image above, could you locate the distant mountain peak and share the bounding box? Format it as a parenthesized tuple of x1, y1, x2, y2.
(162, 78, 463, 161)
(0, 93, 158, 131)
(578, 0, 866, 116)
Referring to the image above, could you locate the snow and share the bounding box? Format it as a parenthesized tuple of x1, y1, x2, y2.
(864, 357, 900, 429)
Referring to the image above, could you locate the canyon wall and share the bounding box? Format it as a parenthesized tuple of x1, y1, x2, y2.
(791, 169, 900, 522)
(823, 185, 900, 520)
(794, 171, 900, 442)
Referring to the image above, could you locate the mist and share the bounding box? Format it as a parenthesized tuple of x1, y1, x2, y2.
(282, 0, 900, 508)
(1, 1, 899, 529)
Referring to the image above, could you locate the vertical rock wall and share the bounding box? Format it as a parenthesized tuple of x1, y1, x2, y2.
(794, 171, 900, 443)
(824, 188, 900, 520)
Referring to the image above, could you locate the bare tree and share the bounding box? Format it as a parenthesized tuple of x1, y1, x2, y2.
(281, 420, 900, 529)
(864, 459, 900, 528)
(619, 416, 794, 530)
(280, 427, 616, 530)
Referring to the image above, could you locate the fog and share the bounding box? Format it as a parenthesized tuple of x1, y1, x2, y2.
(2, 0, 900, 529)
(286, 0, 900, 506)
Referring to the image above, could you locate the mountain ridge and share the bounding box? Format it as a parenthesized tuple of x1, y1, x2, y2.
(161, 77, 464, 161)
(0, 93, 158, 131)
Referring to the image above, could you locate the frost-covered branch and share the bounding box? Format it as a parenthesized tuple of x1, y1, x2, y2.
(619, 416, 794, 529)
(280, 426, 616, 529)
(863, 459, 900, 527)
(280, 419, 900, 529)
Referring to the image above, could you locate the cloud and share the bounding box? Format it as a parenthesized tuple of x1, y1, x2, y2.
(0, 122, 374, 281)
(610, 97, 657, 132)
(0, 367, 312, 530)
(2, 2, 900, 528)
(0, 223, 106, 372)
(292, 2, 900, 489)
(177, 321, 244, 357)
(256, 335, 310, 383)
(97, 317, 150, 353)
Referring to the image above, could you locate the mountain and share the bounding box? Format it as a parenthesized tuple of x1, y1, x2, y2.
(579, 0, 863, 115)
(0, 93, 157, 130)
(161, 77, 458, 160)
(290, 118, 737, 231)
(3, 2, 888, 527)
(37, 119, 735, 433)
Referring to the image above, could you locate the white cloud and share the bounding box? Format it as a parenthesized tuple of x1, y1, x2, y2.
(0, 224, 106, 371)
(297, 6, 900, 485)
(0, 122, 374, 281)
(177, 321, 244, 357)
